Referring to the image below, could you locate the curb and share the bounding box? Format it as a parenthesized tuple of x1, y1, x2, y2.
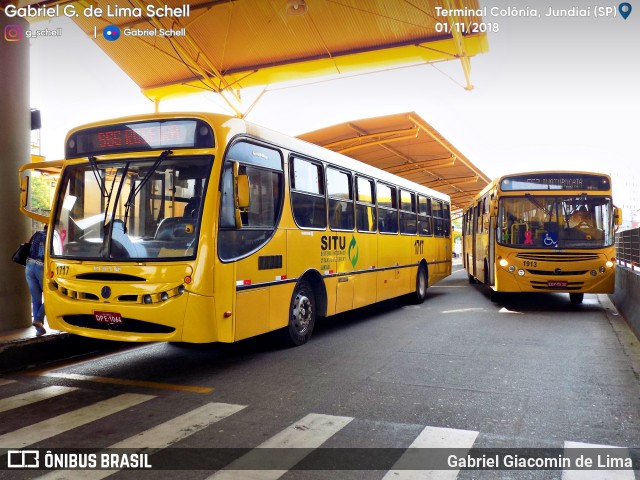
(0, 332, 125, 374)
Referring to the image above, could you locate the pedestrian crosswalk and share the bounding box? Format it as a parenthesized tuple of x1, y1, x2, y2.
(0, 380, 636, 479)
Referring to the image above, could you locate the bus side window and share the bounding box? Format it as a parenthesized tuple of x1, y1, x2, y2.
(327, 167, 354, 231)
(290, 157, 326, 229)
(443, 202, 451, 237)
(377, 183, 398, 233)
(399, 190, 417, 235)
(418, 196, 432, 236)
(356, 176, 376, 233)
(433, 200, 445, 237)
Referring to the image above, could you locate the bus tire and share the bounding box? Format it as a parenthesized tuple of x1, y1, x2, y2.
(411, 264, 428, 304)
(468, 273, 476, 284)
(569, 293, 584, 304)
(283, 280, 316, 346)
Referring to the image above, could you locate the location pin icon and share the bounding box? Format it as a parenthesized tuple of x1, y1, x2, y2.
(619, 2, 632, 19)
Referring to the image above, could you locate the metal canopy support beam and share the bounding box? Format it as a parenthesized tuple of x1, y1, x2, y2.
(324, 127, 419, 152)
(387, 156, 456, 175)
(443, 0, 474, 91)
(340, 118, 475, 206)
(407, 113, 491, 185)
(130, 0, 243, 116)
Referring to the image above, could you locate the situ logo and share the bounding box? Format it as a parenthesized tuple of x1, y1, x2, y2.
(320, 234, 359, 268)
(7, 450, 39, 468)
(4, 24, 23, 42)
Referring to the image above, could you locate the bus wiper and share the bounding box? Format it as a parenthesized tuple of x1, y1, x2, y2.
(90, 156, 121, 230)
(524, 193, 550, 216)
(89, 156, 107, 197)
(123, 149, 172, 233)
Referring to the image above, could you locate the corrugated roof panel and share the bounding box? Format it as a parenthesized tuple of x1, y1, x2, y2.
(297, 112, 491, 212)
(59, 0, 487, 97)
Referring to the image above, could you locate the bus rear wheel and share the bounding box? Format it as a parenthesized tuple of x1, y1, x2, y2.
(283, 280, 316, 346)
(569, 293, 584, 304)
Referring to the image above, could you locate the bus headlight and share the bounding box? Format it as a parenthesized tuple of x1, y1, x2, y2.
(590, 270, 597, 276)
(160, 292, 169, 302)
(143, 294, 153, 304)
(508, 265, 516, 273)
(599, 266, 606, 273)
(499, 258, 509, 267)
(518, 269, 525, 276)
(605, 260, 614, 268)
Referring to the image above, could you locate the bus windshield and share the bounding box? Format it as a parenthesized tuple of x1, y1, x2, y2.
(51, 155, 213, 260)
(497, 195, 614, 249)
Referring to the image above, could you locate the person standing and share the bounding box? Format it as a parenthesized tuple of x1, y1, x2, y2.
(25, 225, 47, 335)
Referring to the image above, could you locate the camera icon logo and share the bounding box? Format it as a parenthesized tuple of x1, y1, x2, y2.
(4, 24, 23, 42)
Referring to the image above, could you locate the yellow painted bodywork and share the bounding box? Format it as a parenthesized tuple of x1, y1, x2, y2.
(492, 246, 616, 294)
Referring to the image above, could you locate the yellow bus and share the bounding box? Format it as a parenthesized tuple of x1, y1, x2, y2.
(20, 113, 452, 345)
(462, 171, 621, 304)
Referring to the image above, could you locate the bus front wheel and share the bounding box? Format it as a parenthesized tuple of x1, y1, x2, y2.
(411, 264, 428, 304)
(569, 293, 584, 304)
(283, 280, 316, 346)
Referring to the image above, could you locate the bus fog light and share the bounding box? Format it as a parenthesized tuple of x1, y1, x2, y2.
(499, 258, 509, 267)
(605, 261, 614, 268)
(599, 266, 606, 273)
(590, 270, 597, 276)
(508, 265, 515, 272)
(143, 294, 153, 304)
(161, 292, 169, 301)
(518, 269, 525, 276)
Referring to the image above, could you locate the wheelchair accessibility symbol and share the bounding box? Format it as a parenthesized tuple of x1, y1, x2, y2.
(543, 232, 558, 247)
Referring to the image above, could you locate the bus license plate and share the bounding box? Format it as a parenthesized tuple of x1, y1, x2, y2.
(547, 281, 568, 288)
(94, 311, 123, 324)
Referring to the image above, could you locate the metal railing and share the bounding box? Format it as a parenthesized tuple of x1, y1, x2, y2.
(616, 227, 640, 268)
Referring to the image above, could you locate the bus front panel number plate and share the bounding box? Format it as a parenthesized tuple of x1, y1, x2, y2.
(547, 281, 568, 288)
(94, 311, 123, 324)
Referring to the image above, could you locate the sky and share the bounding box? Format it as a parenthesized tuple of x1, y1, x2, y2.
(27, 1, 639, 189)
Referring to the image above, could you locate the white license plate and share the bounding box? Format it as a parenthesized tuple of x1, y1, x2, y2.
(94, 311, 123, 324)
(547, 281, 568, 288)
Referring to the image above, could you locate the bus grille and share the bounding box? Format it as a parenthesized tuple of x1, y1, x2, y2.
(516, 252, 600, 262)
(527, 269, 588, 276)
(63, 315, 175, 334)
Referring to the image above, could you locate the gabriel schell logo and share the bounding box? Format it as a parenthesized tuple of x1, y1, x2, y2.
(7, 450, 39, 468)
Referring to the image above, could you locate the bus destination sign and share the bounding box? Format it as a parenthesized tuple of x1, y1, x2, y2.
(500, 174, 610, 191)
(66, 119, 214, 158)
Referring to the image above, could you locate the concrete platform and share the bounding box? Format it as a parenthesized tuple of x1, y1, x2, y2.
(0, 325, 124, 374)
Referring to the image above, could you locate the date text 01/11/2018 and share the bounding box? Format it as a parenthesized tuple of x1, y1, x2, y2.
(435, 22, 499, 34)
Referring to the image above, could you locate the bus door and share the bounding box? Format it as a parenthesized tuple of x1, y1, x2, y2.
(471, 201, 478, 279)
(488, 215, 496, 285)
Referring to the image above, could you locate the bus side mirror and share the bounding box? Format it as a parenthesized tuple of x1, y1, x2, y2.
(20, 175, 29, 210)
(232, 162, 250, 228)
(614, 206, 622, 226)
(18, 160, 62, 224)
